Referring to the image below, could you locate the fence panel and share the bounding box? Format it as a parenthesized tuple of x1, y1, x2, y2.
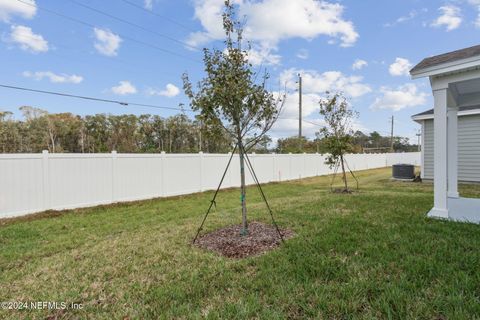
(115, 154, 163, 202)
(48, 154, 112, 211)
(0, 152, 420, 218)
(0, 154, 43, 217)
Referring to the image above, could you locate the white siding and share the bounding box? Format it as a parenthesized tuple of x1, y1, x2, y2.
(424, 120, 434, 179)
(423, 114, 480, 182)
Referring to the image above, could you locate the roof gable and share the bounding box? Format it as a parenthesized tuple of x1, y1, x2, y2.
(410, 45, 480, 77)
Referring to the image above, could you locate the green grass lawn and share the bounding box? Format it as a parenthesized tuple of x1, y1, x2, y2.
(1, 168, 480, 319)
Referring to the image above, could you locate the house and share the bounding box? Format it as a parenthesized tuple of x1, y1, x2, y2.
(410, 44, 480, 223)
(412, 105, 480, 183)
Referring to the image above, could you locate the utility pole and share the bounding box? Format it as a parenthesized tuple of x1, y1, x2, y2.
(298, 73, 302, 138)
(390, 115, 394, 153)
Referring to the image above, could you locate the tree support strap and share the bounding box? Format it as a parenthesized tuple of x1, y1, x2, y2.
(241, 146, 285, 243)
(344, 158, 359, 190)
(330, 158, 359, 191)
(192, 143, 238, 244)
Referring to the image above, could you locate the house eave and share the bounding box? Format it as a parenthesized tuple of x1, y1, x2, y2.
(411, 108, 480, 121)
(410, 56, 480, 79)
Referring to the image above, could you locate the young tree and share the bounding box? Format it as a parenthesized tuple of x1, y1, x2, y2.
(182, 1, 284, 235)
(318, 92, 358, 192)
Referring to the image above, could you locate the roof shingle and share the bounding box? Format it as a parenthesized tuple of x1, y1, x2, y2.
(410, 44, 480, 74)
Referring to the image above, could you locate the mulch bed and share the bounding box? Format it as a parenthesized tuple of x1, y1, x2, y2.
(194, 221, 294, 258)
(332, 188, 355, 194)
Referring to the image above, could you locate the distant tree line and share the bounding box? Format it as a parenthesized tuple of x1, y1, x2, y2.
(0, 107, 418, 154)
(0, 106, 232, 153)
(277, 131, 418, 154)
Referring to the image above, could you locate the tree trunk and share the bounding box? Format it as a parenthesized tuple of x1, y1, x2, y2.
(49, 132, 56, 153)
(238, 138, 248, 235)
(340, 154, 348, 191)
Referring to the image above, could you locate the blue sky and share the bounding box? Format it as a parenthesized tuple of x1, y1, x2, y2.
(1, 0, 480, 143)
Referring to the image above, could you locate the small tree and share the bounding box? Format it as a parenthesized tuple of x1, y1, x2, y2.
(318, 92, 358, 192)
(182, 1, 284, 235)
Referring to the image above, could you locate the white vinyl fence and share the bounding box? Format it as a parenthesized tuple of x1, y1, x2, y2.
(0, 151, 420, 218)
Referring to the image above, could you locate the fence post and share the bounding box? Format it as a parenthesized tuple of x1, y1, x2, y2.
(161, 151, 166, 197)
(199, 151, 204, 192)
(227, 151, 232, 187)
(42, 150, 50, 211)
(303, 152, 307, 179)
(271, 152, 276, 182)
(111, 150, 117, 203)
(288, 152, 292, 181)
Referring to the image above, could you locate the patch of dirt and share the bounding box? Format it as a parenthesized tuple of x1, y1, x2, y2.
(332, 188, 355, 194)
(194, 221, 294, 258)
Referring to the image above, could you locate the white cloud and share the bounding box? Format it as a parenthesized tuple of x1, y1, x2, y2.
(389, 57, 412, 77)
(384, 9, 428, 27)
(111, 81, 137, 95)
(271, 117, 324, 138)
(467, 0, 480, 15)
(241, 0, 358, 47)
(0, 0, 36, 23)
(270, 93, 369, 138)
(268, 91, 370, 138)
(93, 28, 122, 56)
(187, 0, 359, 64)
(280, 68, 372, 98)
(395, 10, 418, 24)
(247, 44, 282, 66)
(23, 71, 83, 84)
(144, 0, 153, 10)
(370, 84, 427, 111)
(271, 92, 324, 137)
(296, 49, 309, 60)
(279, 92, 322, 119)
(146, 83, 180, 98)
(431, 5, 462, 31)
(468, 0, 480, 28)
(352, 59, 367, 70)
(6, 25, 48, 53)
(187, 0, 225, 47)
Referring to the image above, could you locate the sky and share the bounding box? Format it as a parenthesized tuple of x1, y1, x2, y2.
(1, 0, 480, 144)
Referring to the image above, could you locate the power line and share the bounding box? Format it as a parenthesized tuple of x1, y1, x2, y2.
(119, 0, 214, 37)
(10, 33, 181, 78)
(66, 0, 200, 51)
(15, 0, 201, 64)
(0, 84, 193, 112)
(278, 117, 324, 128)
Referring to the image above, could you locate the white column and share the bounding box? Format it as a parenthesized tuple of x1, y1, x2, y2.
(429, 88, 449, 218)
(420, 121, 425, 179)
(447, 107, 459, 198)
